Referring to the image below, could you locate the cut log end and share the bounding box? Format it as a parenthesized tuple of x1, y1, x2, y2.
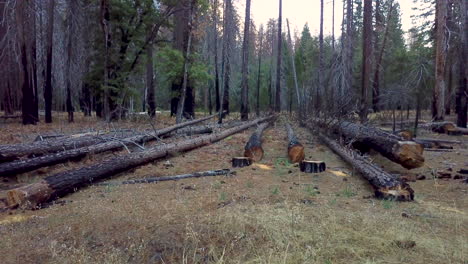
(288, 144, 305, 163)
(300, 161, 326, 173)
(397, 130, 413, 140)
(375, 183, 414, 201)
(6, 181, 53, 209)
(244, 146, 264, 162)
(232, 157, 252, 168)
(393, 141, 425, 169)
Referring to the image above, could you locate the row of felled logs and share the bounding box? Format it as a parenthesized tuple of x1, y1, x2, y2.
(1, 116, 273, 209)
(311, 119, 425, 169)
(421, 122, 468, 135)
(0, 115, 218, 177)
(318, 133, 414, 201)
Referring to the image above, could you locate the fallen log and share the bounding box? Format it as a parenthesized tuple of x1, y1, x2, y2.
(286, 123, 305, 163)
(0, 131, 139, 163)
(312, 120, 424, 169)
(0, 115, 21, 119)
(2, 116, 273, 209)
(318, 133, 414, 201)
(0, 115, 218, 177)
(244, 122, 270, 162)
(379, 120, 427, 127)
(97, 169, 233, 185)
(420, 122, 468, 135)
(34, 134, 66, 142)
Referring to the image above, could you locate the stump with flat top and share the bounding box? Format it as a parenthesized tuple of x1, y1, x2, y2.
(300, 161, 326, 173)
(232, 157, 252, 168)
(286, 123, 305, 163)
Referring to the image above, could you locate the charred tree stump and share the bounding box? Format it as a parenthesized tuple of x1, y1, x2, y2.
(0, 115, 218, 177)
(232, 157, 252, 168)
(312, 119, 424, 169)
(318, 133, 414, 201)
(300, 161, 326, 173)
(244, 122, 270, 162)
(2, 116, 273, 209)
(286, 123, 305, 163)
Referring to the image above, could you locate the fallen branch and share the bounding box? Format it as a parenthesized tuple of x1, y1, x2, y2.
(97, 169, 233, 185)
(3, 116, 273, 209)
(0, 115, 218, 177)
(317, 133, 414, 201)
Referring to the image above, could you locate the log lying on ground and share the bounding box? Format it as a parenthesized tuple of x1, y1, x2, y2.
(97, 169, 234, 185)
(0, 115, 21, 119)
(421, 122, 468, 135)
(318, 133, 414, 201)
(379, 120, 427, 127)
(0, 115, 217, 177)
(34, 134, 66, 142)
(313, 120, 424, 169)
(0, 130, 139, 163)
(286, 123, 305, 163)
(2, 116, 273, 209)
(244, 122, 270, 162)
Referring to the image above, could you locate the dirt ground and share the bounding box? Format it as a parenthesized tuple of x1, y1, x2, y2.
(0, 113, 467, 264)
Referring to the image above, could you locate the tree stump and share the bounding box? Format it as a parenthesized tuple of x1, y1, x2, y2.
(300, 161, 326, 173)
(232, 157, 252, 168)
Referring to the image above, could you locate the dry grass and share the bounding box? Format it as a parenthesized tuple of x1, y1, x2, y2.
(0, 115, 467, 263)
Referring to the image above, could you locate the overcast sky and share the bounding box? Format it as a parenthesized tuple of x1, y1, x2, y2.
(234, 0, 422, 38)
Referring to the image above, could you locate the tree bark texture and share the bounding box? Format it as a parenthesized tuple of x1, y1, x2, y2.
(2, 116, 273, 209)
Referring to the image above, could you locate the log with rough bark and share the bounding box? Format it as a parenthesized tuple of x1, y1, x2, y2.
(98, 169, 234, 185)
(421, 122, 468, 135)
(0, 115, 218, 177)
(313, 119, 424, 169)
(244, 122, 270, 162)
(318, 133, 414, 201)
(2, 116, 273, 209)
(286, 123, 305, 163)
(0, 116, 217, 163)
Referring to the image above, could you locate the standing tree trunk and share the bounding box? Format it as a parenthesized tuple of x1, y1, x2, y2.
(275, 0, 282, 112)
(66, 0, 74, 123)
(256, 26, 264, 117)
(457, 0, 467, 128)
(16, 1, 36, 125)
(213, 0, 220, 113)
(240, 0, 252, 121)
(286, 19, 301, 120)
(433, 0, 447, 121)
(372, 0, 394, 113)
(146, 31, 156, 118)
(222, 0, 232, 117)
(332, 0, 335, 52)
(360, 0, 373, 123)
(317, 0, 324, 112)
(44, 0, 55, 123)
(176, 1, 195, 124)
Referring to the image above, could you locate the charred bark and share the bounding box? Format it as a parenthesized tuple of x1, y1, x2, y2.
(318, 133, 414, 201)
(286, 123, 305, 163)
(2, 116, 272, 209)
(0, 115, 218, 176)
(244, 122, 270, 162)
(313, 119, 425, 169)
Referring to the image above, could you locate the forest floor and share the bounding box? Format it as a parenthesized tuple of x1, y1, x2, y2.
(0, 112, 467, 264)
